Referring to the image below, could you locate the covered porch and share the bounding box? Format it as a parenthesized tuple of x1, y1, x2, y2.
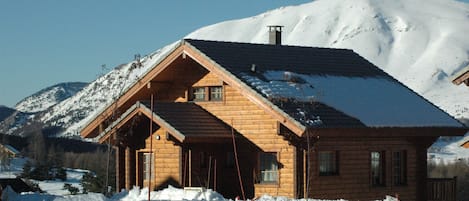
(96, 101, 257, 198)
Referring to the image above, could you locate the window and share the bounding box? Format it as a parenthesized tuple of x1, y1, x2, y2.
(192, 87, 205, 101)
(371, 151, 385, 186)
(259, 152, 278, 183)
(318, 151, 338, 176)
(209, 86, 223, 101)
(190, 86, 223, 101)
(142, 152, 154, 181)
(392, 150, 407, 186)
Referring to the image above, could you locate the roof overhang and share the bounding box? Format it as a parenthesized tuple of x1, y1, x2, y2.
(305, 127, 468, 138)
(81, 41, 185, 138)
(95, 101, 186, 143)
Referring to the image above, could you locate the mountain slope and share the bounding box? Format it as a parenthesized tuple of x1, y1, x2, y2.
(15, 82, 88, 113)
(0, 82, 87, 136)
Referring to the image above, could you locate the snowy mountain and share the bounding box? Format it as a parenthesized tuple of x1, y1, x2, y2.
(0, 82, 87, 136)
(3, 0, 469, 151)
(15, 82, 88, 113)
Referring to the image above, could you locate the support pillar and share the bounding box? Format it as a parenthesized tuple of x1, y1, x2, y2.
(115, 146, 125, 192)
(125, 146, 132, 190)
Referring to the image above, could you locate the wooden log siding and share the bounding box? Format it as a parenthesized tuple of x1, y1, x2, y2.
(308, 137, 419, 201)
(192, 72, 297, 198)
(138, 128, 181, 190)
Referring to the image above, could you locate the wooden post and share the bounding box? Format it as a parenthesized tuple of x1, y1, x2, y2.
(125, 146, 131, 190)
(115, 146, 122, 192)
(148, 94, 154, 201)
(189, 149, 192, 187)
(214, 159, 217, 191)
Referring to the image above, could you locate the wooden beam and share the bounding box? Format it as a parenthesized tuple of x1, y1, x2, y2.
(452, 67, 469, 85)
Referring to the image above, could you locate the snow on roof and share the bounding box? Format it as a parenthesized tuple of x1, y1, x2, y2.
(241, 71, 462, 128)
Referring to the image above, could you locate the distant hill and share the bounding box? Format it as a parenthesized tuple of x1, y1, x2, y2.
(15, 82, 88, 113)
(0, 82, 87, 137)
(0, 105, 16, 122)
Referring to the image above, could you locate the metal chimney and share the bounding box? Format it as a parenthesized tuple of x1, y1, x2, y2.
(268, 25, 283, 45)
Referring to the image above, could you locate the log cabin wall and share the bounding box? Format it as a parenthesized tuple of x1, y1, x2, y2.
(190, 72, 297, 198)
(137, 127, 182, 190)
(308, 136, 421, 201)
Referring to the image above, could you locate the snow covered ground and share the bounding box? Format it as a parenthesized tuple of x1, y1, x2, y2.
(2, 185, 398, 201)
(1, 157, 398, 201)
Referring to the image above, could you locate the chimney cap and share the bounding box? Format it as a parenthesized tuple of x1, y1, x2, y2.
(268, 25, 284, 31)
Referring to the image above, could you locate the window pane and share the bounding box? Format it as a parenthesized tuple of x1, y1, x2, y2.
(259, 153, 278, 183)
(371, 151, 385, 186)
(143, 153, 154, 181)
(393, 150, 407, 185)
(319, 151, 338, 175)
(192, 87, 205, 101)
(210, 86, 223, 101)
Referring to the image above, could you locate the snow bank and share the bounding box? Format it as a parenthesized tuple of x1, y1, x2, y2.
(113, 185, 225, 201)
(2, 185, 398, 201)
(1, 185, 107, 201)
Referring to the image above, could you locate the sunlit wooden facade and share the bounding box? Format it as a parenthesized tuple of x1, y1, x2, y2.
(81, 39, 466, 200)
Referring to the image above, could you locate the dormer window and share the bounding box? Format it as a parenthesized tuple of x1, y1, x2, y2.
(192, 87, 206, 101)
(209, 86, 223, 101)
(190, 86, 223, 102)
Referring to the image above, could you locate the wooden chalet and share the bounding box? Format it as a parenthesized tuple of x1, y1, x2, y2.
(81, 36, 466, 200)
(451, 66, 469, 149)
(0, 144, 20, 158)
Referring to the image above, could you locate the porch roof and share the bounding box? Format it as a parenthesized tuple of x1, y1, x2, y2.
(96, 101, 234, 143)
(141, 101, 234, 140)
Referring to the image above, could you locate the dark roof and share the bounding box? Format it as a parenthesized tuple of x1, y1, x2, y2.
(270, 99, 365, 128)
(185, 39, 388, 77)
(141, 102, 233, 138)
(0, 178, 34, 193)
(184, 39, 386, 128)
(184, 39, 462, 128)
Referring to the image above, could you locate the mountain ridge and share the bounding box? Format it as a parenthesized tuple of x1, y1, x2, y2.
(15, 82, 88, 113)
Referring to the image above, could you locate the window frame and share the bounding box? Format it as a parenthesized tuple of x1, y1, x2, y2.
(142, 152, 154, 181)
(209, 86, 223, 101)
(318, 151, 339, 176)
(190, 86, 223, 102)
(191, 87, 206, 101)
(370, 151, 386, 187)
(392, 150, 407, 186)
(257, 152, 279, 184)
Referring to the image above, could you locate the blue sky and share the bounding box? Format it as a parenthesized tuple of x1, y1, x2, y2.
(0, 0, 467, 108)
(0, 0, 312, 107)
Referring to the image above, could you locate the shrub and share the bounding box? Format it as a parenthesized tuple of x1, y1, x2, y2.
(63, 183, 79, 195)
(80, 172, 105, 194)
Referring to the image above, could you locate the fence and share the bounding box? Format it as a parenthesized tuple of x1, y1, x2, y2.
(427, 177, 457, 201)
